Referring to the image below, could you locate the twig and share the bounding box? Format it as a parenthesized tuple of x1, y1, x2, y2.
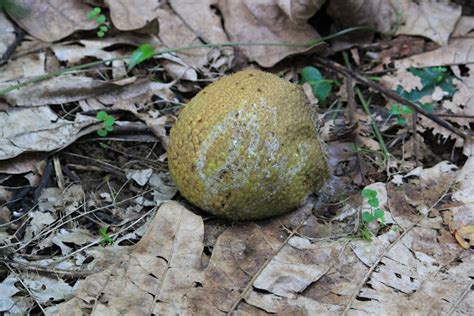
(412, 110, 419, 166)
(313, 56, 469, 140)
(446, 280, 473, 315)
(1, 259, 93, 277)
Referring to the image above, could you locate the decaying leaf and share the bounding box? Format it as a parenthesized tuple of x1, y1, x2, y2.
(0, 53, 46, 82)
(0, 106, 97, 160)
(395, 38, 474, 68)
(105, 0, 164, 31)
(396, 0, 462, 46)
(6, 0, 96, 42)
(0, 12, 16, 57)
(52, 201, 204, 314)
(454, 225, 474, 249)
(216, 0, 325, 67)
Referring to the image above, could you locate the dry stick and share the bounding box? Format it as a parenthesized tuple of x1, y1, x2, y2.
(446, 280, 473, 315)
(313, 56, 469, 140)
(345, 76, 356, 126)
(341, 181, 456, 315)
(412, 110, 419, 166)
(0, 259, 93, 277)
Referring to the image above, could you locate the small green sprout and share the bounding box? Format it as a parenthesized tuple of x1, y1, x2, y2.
(128, 44, 156, 71)
(301, 66, 334, 103)
(99, 227, 114, 246)
(389, 103, 413, 125)
(357, 188, 386, 241)
(87, 7, 109, 38)
(96, 111, 115, 137)
(361, 188, 385, 224)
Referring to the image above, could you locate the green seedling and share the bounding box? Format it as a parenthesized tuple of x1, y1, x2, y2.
(358, 188, 386, 241)
(361, 188, 385, 224)
(392, 66, 455, 125)
(389, 103, 413, 125)
(99, 227, 113, 246)
(301, 66, 334, 103)
(96, 111, 115, 136)
(87, 7, 109, 38)
(128, 44, 156, 71)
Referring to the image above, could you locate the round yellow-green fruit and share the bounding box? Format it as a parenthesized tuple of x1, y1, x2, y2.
(168, 69, 329, 220)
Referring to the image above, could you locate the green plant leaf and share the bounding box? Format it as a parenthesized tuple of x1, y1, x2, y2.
(362, 211, 375, 223)
(105, 125, 114, 132)
(362, 188, 377, 199)
(96, 111, 108, 121)
(301, 66, 333, 102)
(397, 117, 407, 125)
(390, 103, 401, 115)
(420, 103, 434, 112)
(374, 208, 385, 219)
(128, 44, 156, 71)
(97, 129, 107, 137)
(87, 7, 101, 19)
(99, 25, 109, 32)
(104, 116, 115, 126)
(301, 66, 323, 83)
(96, 14, 106, 24)
(368, 197, 379, 208)
(400, 105, 413, 114)
(310, 80, 332, 103)
(97, 31, 105, 38)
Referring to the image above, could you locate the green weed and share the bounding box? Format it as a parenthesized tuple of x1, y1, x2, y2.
(357, 188, 386, 240)
(96, 111, 115, 136)
(300, 66, 334, 103)
(99, 226, 113, 246)
(87, 7, 109, 38)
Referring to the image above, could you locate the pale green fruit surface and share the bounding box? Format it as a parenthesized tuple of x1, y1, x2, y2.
(168, 69, 329, 220)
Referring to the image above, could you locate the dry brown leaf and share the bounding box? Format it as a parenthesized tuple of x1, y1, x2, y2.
(0, 106, 97, 160)
(396, 1, 461, 46)
(169, 0, 230, 48)
(253, 237, 344, 298)
(6, 0, 96, 42)
(105, 0, 164, 31)
(0, 53, 46, 82)
(448, 141, 474, 249)
(395, 38, 474, 68)
(154, 6, 210, 70)
(0, 153, 46, 175)
(452, 16, 474, 37)
(52, 201, 204, 315)
(454, 225, 474, 249)
(0, 76, 115, 106)
(0, 12, 16, 57)
(217, 0, 325, 67)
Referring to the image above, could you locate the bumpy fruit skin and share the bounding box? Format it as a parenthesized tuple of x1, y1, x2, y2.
(168, 69, 329, 220)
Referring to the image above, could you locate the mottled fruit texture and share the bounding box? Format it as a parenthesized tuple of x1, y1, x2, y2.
(168, 69, 329, 220)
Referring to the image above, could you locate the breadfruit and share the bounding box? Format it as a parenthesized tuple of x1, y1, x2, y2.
(167, 69, 329, 221)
